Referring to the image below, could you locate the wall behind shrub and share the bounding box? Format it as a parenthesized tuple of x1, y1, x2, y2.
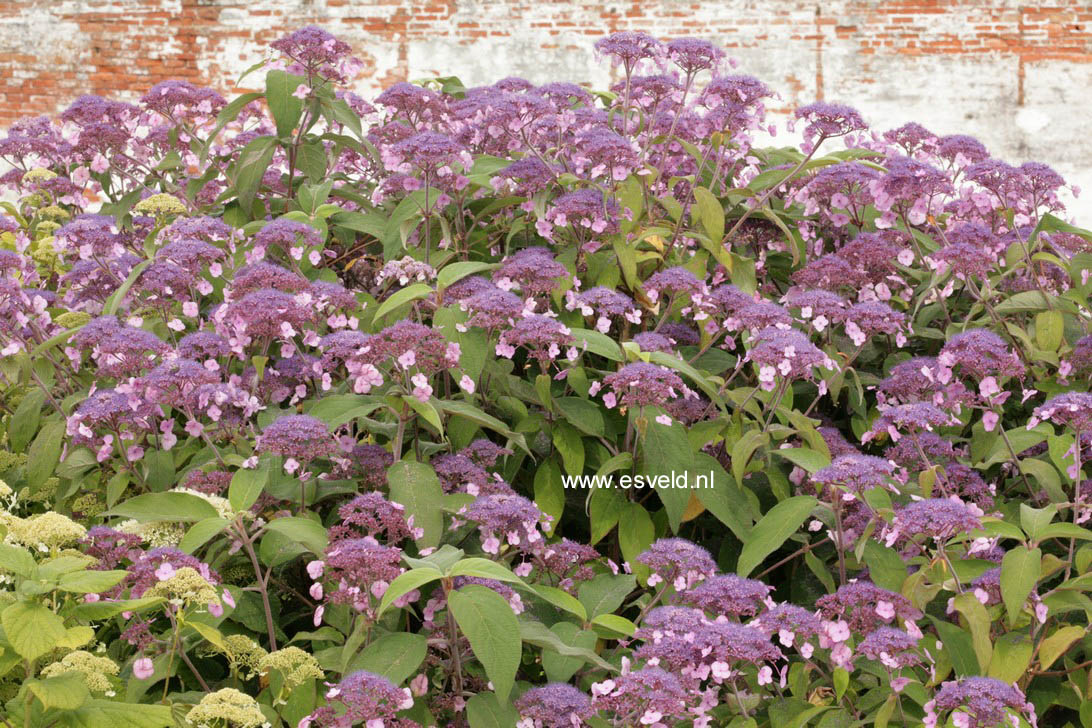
(2, 0, 1091, 216)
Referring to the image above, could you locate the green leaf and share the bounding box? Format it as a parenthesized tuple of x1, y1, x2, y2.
(641, 415, 695, 532)
(589, 488, 624, 545)
(437, 261, 498, 290)
(0, 543, 36, 578)
(862, 542, 907, 593)
(994, 289, 1060, 314)
(553, 421, 585, 476)
(1035, 310, 1064, 351)
(773, 447, 831, 473)
(736, 496, 817, 577)
(373, 282, 433, 323)
(228, 462, 270, 513)
(523, 583, 587, 621)
(931, 617, 980, 676)
(296, 141, 329, 183)
(188, 620, 226, 650)
(569, 328, 623, 361)
(519, 619, 616, 670)
(555, 397, 605, 437)
(352, 632, 427, 685)
(449, 585, 521, 702)
(26, 419, 65, 491)
(403, 395, 444, 436)
(694, 453, 752, 541)
(1020, 458, 1066, 505)
(2, 600, 68, 660)
(951, 592, 994, 672)
(324, 98, 363, 137)
(578, 573, 636, 619)
(56, 569, 127, 594)
(229, 135, 277, 215)
(103, 259, 152, 316)
(874, 694, 897, 728)
(987, 632, 1034, 684)
(1037, 522, 1092, 542)
(533, 458, 564, 534)
(263, 517, 329, 555)
(979, 424, 1050, 466)
(8, 388, 45, 452)
(201, 91, 263, 158)
(833, 667, 849, 700)
(541, 623, 598, 683)
(305, 394, 384, 428)
(388, 460, 445, 548)
(617, 502, 654, 577)
(1000, 546, 1042, 626)
(265, 70, 306, 138)
(692, 186, 725, 243)
(1020, 504, 1057, 540)
(65, 700, 174, 728)
(648, 351, 725, 406)
(1037, 624, 1086, 670)
(178, 517, 230, 554)
(448, 558, 522, 583)
(466, 692, 519, 728)
(329, 210, 386, 237)
(403, 545, 464, 573)
(69, 596, 164, 621)
(436, 400, 528, 455)
(376, 568, 443, 617)
(27, 672, 90, 711)
(107, 492, 219, 523)
(590, 613, 637, 637)
(731, 429, 768, 487)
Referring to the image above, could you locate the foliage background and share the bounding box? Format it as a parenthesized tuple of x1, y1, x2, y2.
(1, 23, 1092, 728)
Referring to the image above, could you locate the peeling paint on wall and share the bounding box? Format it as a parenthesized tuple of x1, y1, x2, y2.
(1, 0, 1089, 219)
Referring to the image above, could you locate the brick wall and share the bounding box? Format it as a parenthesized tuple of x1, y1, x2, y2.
(2, 0, 1091, 219)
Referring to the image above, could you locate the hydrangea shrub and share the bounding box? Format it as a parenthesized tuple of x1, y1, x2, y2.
(2, 24, 1092, 728)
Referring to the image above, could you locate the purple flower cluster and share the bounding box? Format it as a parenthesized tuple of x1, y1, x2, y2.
(597, 362, 684, 410)
(515, 683, 593, 728)
(676, 573, 771, 617)
(637, 538, 718, 590)
(925, 677, 1034, 728)
(257, 415, 336, 466)
(302, 670, 415, 728)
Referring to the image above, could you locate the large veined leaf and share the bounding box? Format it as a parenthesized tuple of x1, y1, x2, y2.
(372, 283, 434, 323)
(228, 460, 270, 512)
(352, 632, 427, 685)
(265, 70, 305, 139)
(27, 672, 90, 711)
(736, 496, 818, 577)
(228, 135, 277, 214)
(466, 693, 519, 728)
(376, 568, 444, 617)
(26, 419, 65, 491)
(107, 492, 219, 523)
(64, 700, 174, 728)
(448, 585, 521, 702)
(1000, 546, 1041, 627)
(2, 600, 68, 661)
(640, 415, 695, 532)
(263, 517, 329, 555)
(388, 460, 445, 548)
